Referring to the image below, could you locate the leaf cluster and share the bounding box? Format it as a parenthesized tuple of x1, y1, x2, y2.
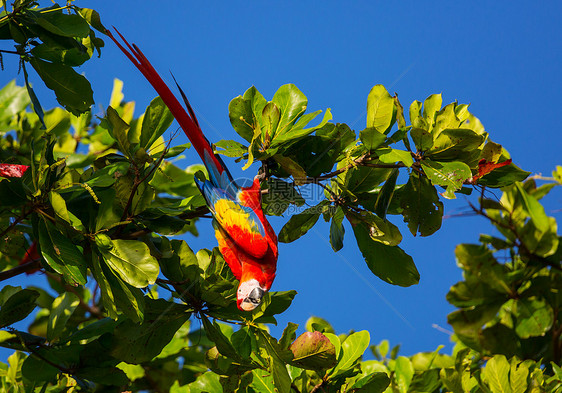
(0, 0, 104, 119)
(0, 6, 557, 390)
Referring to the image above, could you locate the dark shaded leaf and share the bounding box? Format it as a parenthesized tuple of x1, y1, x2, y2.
(140, 96, 174, 150)
(330, 206, 345, 251)
(110, 298, 191, 363)
(278, 204, 324, 243)
(400, 172, 443, 236)
(374, 168, 399, 219)
(30, 57, 93, 115)
(0, 286, 39, 328)
(352, 219, 419, 286)
(38, 218, 87, 285)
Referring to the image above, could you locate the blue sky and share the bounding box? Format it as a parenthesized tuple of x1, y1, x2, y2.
(2, 2, 562, 360)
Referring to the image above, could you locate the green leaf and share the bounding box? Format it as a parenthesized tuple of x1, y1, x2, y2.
(331, 330, 370, 377)
(30, 42, 90, 67)
(394, 356, 414, 393)
(347, 210, 402, 247)
(32, 10, 90, 38)
(105, 106, 131, 156)
(271, 83, 307, 136)
(289, 331, 337, 370)
(140, 96, 174, 150)
(513, 298, 554, 339)
(273, 154, 307, 182)
(400, 172, 443, 236)
(253, 290, 297, 323)
(251, 369, 276, 393)
(427, 128, 486, 164)
(481, 355, 512, 393)
(95, 234, 159, 288)
(394, 95, 406, 129)
(270, 108, 332, 146)
(374, 168, 399, 220)
(440, 368, 464, 393)
(422, 94, 442, 127)
(279, 322, 298, 350)
(410, 127, 433, 152)
(408, 369, 441, 393)
(278, 205, 323, 243)
(66, 318, 118, 343)
(116, 362, 145, 382)
(359, 127, 386, 151)
(201, 314, 240, 360)
(376, 147, 413, 167)
(433, 102, 461, 137)
(29, 57, 94, 115)
(214, 139, 248, 157)
(510, 359, 529, 393)
(409, 100, 425, 129)
(447, 302, 504, 350)
(366, 84, 394, 133)
(47, 292, 80, 341)
(514, 183, 549, 233)
(38, 218, 87, 285)
(185, 372, 223, 393)
(158, 238, 201, 283)
(256, 329, 292, 393)
(262, 101, 280, 140)
(77, 8, 106, 33)
(22, 63, 46, 129)
(351, 372, 390, 393)
(110, 298, 191, 363)
(352, 220, 419, 286)
(0, 80, 31, 126)
(262, 177, 305, 216)
(421, 159, 471, 199)
(306, 316, 335, 334)
(0, 286, 39, 328)
(228, 86, 264, 143)
(330, 206, 345, 252)
(345, 165, 393, 193)
(231, 326, 252, 359)
(21, 353, 58, 383)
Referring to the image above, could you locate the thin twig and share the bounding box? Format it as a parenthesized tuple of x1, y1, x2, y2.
(0, 208, 31, 240)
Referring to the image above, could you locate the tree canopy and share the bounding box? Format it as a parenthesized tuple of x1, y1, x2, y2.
(0, 2, 561, 392)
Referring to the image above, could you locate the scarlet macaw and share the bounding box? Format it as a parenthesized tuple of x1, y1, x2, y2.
(107, 29, 278, 311)
(0, 164, 40, 274)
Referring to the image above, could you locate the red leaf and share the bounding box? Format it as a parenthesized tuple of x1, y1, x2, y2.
(469, 159, 512, 183)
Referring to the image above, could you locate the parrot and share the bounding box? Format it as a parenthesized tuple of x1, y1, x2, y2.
(0, 163, 29, 178)
(106, 29, 278, 311)
(0, 163, 40, 274)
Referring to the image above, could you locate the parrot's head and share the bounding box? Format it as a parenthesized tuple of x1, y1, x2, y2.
(237, 278, 265, 311)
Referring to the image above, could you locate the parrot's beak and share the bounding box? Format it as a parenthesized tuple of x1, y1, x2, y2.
(240, 287, 264, 311)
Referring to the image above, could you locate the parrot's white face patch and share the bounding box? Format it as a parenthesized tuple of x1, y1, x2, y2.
(238, 279, 265, 311)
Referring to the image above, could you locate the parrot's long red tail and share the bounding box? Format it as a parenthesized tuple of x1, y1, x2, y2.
(106, 28, 232, 182)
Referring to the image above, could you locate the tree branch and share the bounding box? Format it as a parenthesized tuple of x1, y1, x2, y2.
(0, 260, 40, 282)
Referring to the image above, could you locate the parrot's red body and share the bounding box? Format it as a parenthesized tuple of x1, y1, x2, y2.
(107, 29, 278, 311)
(0, 164, 40, 274)
(0, 164, 29, 178)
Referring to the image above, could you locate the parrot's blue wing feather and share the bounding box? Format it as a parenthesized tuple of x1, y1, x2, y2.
(195, 178, 266, 238)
